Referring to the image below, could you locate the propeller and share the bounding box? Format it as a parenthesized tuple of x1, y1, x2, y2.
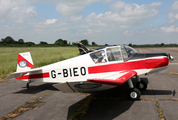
(167, 53, 174, 61)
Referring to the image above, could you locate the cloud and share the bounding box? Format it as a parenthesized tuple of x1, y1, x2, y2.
(169, 1, 178, 12)
(167, 1, 178, 23)
(56, 3, 82, 16)
(0, 0, 177, 45)
(147, 2, 162, 8)
(55, 0, 100, 16)
(85, 1, 161, 28)
(70, 16, 82, 22)
(168, 12, 178, 23)
(45, 19, 57, 25)
(0, 0, 37, 24)
(161, 26, 178, 32)
(110, 1, 161, 17)
(124, 31, 133, 36)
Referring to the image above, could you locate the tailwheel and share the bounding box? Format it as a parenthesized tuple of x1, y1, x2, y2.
(128, 88, 141, 100)
(136, 80, 147, 91)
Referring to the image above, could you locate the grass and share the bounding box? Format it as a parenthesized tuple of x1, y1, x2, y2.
(0, 47, 79, 79)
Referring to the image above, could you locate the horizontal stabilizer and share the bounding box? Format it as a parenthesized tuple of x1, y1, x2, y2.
(5, 68, 42, 80)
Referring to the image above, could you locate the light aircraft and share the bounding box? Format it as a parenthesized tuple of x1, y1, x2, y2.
(5, 43, 174, 100)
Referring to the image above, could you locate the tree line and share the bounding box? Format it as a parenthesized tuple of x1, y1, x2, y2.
(0, 36, 178, 47)
(128, 43, 178, 47)
(0, 36, 98, 47)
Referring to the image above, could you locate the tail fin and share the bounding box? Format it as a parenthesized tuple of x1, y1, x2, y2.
(17, 52, 34, 72)
(76, 42, 90, 55)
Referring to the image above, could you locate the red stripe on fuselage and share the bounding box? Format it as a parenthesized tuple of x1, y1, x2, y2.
(146, 57, 169, 69)
(88, 57, 168, 74)
(16, 72, 50, 80)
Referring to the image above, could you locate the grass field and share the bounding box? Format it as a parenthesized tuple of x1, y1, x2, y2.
(0, 47, 79, 79)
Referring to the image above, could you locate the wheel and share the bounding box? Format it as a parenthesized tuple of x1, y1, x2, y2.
(136, 80, 147, 91)
(128, 88, 141, 100)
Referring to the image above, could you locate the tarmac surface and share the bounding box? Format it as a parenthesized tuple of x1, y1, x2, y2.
(0, 47, 178, 120)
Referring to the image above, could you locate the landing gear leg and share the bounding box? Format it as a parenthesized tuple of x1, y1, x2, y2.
(127, 79, 141, 100)
(136, 76, 147, 91)
(26, 81, 31, 89)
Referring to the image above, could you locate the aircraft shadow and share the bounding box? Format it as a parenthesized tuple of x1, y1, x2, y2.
(13, 83, 58, 94)
(67, 78, 173, 120)
(67, 84, 134, 120)
(141, 89, 172, 95)
(68, 96, 134, 120)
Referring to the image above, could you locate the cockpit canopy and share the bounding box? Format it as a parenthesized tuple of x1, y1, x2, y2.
(122, 45, 138, 60)
(90, 45, 137, 64)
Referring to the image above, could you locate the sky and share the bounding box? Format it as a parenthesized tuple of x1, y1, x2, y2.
(0, 0, 178, 45)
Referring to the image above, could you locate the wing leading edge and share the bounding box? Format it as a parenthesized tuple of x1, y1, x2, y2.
(87, 71, 137, 86)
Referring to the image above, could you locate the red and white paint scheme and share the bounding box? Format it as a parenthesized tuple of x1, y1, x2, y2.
(17, 52, 34, 72)
(5, 44, 174, 100)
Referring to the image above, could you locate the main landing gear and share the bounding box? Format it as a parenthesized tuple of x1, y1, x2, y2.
(26, 81, 32, 89)
(127, 76, 147, 100)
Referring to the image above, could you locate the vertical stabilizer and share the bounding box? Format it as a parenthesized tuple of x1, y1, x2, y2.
(17, 52, 34, 72)
(76, 42, 90, 55)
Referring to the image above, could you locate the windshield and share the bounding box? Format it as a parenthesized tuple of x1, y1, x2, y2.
(121, 45, 137, 61)
(124, 46, 137, 59)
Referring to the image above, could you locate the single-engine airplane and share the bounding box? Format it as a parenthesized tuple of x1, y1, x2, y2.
(5, 43, 174, 100)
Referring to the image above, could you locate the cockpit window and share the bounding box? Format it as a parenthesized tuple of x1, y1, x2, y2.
(121, 46, 128, 60)
(90, 50, 107, 63)
(125, 46, 137, 58)
(121, 45, 137, 61)
(106, 47, 122, 62)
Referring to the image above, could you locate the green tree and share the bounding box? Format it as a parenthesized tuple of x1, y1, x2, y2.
(72, 42, 76, 46)
(3, 36, 16, 44)
(92, 42, 97, 46)
(128, 43, 132, 47)
(80, 39, 89, 45)
(63, 40, 68, 45)
(54, 39, 68, 46)
(55, 39, 64, 46)
(1, 38, 4, 43)
(161, 43, 164, 47)
(39, 41, 48, 45)
(26, 42, 35, 46)
(18, 39, 25, 44)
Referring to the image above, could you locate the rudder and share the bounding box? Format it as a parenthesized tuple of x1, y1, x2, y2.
(17, 52, 34, 72)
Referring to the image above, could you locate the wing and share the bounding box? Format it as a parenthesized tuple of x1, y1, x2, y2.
(87, 71, 137, 86)
(5, 68, 43, 80)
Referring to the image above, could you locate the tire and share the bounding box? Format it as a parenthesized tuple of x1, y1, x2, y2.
(136, 80, 147, 91)
(128, 88, 141, 100)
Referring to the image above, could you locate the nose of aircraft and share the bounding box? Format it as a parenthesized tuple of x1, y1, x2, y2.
(167, 53, 174, 61)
